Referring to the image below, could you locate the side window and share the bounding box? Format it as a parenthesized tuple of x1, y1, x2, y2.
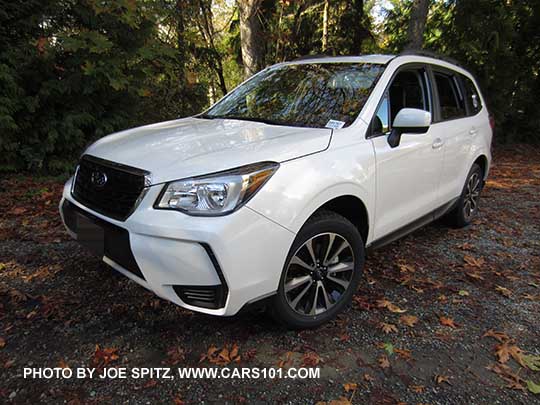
(373, 93, 390, 134)
(434, 72, 466, 120)
(461, 75, 482, 115)
(371, 68, 430, 136)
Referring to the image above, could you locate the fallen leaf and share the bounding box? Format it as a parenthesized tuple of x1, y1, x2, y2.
(277, 351, 294, 368)
(483, 330, 510, 343)
(458, 290, 470, 296)
(166, 347, 185, 365)
(495, 341, 524, 366)
(200, 344, 241, 366)
(399, 315, 418, 327)
(378, 355, 390, 369)
(527, 380, 540, 394)
(495, 285, 512, 298)
(395, 348, 413, 361)
(439, 317, 459, 328)
(173, 397, 185, 405)
(302, 351, 321, 367)
(464, 255, 485, 268)
(376, 299, 407, 313)
(343, 382, 357, 392)
(91, 345, 119, 369)
(0, 338, 5, 349)
(434, 374, 451, 385)
(382, 342, 394, 355)
(379, 322, 398, 334)
(58, 359, 70, 369)
(363, 373, 375, 382)
(487, 363, 525, 390)
(410, 385, 425, 393)
(521, 354, 540, 371)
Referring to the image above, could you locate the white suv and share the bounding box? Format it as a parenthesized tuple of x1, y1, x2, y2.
(60, 53, 492, 328)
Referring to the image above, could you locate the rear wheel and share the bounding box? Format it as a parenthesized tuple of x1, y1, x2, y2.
(445, 163, 484, 228)
(270, 211, 365, 329)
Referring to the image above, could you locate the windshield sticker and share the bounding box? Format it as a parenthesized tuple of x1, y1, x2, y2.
(325, 120, 346, 130)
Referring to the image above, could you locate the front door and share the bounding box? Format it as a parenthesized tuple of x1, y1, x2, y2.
(370, 67, 444, 240)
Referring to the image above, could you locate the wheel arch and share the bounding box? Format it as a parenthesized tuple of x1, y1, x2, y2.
(305, 194, 370, 245)
(473, 154, 489, 180)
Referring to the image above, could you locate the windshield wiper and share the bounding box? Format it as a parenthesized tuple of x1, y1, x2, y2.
(199, 114, 308, 128)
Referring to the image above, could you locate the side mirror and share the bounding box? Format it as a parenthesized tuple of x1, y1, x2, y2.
(387, 108, 431, 148)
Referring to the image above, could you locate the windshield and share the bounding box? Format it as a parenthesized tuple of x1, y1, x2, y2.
(203, 62, 385, 128)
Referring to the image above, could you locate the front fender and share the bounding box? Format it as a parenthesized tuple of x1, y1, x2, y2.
(246, 143, 376, 243)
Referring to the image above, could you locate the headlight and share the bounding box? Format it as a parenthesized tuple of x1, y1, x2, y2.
(155, 162, 279, 216)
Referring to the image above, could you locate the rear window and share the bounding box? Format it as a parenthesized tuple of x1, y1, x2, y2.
(434, 72, 466, 121)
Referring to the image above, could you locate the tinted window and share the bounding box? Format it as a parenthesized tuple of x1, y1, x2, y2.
(461, 75, 482, 115)
(434, 72, 466, 120)
(205, 63, 385, 128)
(372, 68, 430, 135)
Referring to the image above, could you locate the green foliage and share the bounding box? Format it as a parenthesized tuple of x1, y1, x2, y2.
(1, 0, 539, 174)
(381, 0, 540, 143)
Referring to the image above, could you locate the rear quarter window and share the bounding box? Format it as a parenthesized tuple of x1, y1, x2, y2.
(461, 75, 483, 115)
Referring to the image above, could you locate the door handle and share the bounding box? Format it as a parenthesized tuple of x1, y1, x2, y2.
(432, 138, 444, 149)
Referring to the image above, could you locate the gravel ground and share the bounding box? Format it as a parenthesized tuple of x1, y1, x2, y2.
(0, 145, 539, 404)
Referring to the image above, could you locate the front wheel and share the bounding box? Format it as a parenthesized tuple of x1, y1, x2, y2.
(270, 211, 365, 329)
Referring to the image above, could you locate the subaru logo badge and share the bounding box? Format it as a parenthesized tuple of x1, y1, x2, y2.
(91, 171, 108, 188)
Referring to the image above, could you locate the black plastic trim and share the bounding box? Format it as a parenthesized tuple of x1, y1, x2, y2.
(61, 200, 145, 280)
(172, 243, 229, 309)
(367, 197, 459, 251)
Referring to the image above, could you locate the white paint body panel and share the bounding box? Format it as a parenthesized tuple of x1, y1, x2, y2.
(60, 54, 492, 316)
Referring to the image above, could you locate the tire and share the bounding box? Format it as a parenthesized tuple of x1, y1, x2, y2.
(445, 163, 484, 228)
(269, 211, 365, 329)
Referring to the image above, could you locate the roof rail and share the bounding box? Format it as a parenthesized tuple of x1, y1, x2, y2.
(293, 54, 333, 61)
(398, 49, 462, 67)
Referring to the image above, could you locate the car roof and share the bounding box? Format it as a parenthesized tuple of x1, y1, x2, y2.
(283, 53, 471, 78)
(286, 54, 395, 65)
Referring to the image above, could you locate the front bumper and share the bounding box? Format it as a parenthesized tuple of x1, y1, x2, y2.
(60, 177, 295, 316)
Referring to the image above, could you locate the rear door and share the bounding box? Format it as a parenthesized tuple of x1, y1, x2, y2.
(370, 65, 444, 240)
(429, 67, 471, 205)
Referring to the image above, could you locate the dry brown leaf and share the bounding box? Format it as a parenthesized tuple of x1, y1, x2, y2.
(343, 382, 357, 392)
(91, 345, 119, 369)
(363, 373, 375, 382)
(395, 348, 413, 361)
(57, 359, 70, 369)
(277, 351, 294, 368)
(495, 285, 512, 298)
(439, 317, 458, 328)
(379, 322, 398, 334)
(399, 315, 418, 327)
(495, 341, 525, 366)
(483, 330, 510, 343)
(376, 299, 407, 313)
(464, 255, 485, 268)
(410, 385, 425, 393)
(302, 351, 321, 367)
(434, 374, 452, 385)
(486, 363, 525, 391)
(378, 355, 390, 369)
(166, 347, 186, 365)
(0, 337, 5, 349)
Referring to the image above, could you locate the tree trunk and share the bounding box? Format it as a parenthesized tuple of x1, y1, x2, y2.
(196, 0, 228, 95)
(175, 0, 187, 87)
(406, 0, 429, 50)
(321, 0, 329, 52)
(350, 0, 367, 54)
(238, 0, 263, 79)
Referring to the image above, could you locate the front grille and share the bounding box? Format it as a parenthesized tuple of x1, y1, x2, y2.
(72, 155, 149, 221)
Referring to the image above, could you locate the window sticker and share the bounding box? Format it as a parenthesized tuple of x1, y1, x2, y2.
(325, 119, 346, 130)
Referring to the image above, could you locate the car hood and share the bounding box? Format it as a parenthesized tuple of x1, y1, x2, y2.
(84, 117, 332, 184)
